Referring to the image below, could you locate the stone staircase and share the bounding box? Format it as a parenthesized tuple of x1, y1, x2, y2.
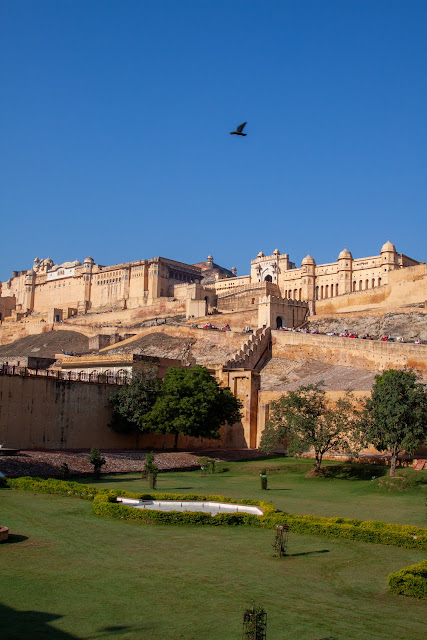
(224, 327, 271, 371)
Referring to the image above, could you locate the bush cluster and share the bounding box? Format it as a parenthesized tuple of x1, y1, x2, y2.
(7, 477, 100, 500)
(387, 560, 427, 599)
(3, 477, 426, 550)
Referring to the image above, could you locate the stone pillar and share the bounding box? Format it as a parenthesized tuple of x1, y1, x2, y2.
(82, 257, 94, 313)
(338, 249, 353, 295)
(24, 270, 35, 313)
(148, 259, 161, 303)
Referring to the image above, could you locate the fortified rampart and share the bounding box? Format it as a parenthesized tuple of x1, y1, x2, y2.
(271, 330, 427, 375)
(0, 374, 246, 450)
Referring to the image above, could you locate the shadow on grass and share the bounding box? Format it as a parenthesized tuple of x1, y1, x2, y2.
(0, 603, 79, 639)
(5, 534, 29, 544)
(322, 464, 387, 480)
(286, 549, 330, 557)
(94, 625, 146, 637)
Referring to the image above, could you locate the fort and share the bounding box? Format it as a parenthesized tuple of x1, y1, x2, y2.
(0, 241, 426, 452)
(0, 241, 422, 323)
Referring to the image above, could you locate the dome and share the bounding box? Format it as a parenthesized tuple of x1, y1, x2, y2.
(257, 251, 265, 258)
(273, 248, 280, 255)
(84, 256, 94, 264)
(380, 240, 396, 253)
(301, 253, 316, 266)
(338, 248, 353, 260)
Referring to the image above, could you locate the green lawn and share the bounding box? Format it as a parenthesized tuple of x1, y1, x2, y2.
(1, 459, 426, 640)
(88, 457, 427, 527)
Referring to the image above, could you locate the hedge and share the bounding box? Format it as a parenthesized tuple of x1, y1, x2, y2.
(4, 477, 427, 550)
(387, 560, 427, 599)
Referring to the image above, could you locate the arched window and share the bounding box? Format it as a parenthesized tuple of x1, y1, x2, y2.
(365, 279, 369, 289)
(298, 288, 302, 300)
(320, 285, 324, 299)
(315, 286, 319, 300)
(353, 281, 356, 292)
(378, 277, 382, 286)
(294, 289, 297, 299)
(372, 278, 375, 288)
(359, 280, 362, 291)
(325, 285, 329, 298)
(335, 283, 339, 296)
(264, 275, 272, 282)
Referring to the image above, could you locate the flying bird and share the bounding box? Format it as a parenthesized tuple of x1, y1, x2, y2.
(230, 122, 247, 136)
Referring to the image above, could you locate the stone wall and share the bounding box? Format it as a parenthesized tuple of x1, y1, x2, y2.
(315, 263, 427, 315)
(0, 375, 247, 450)
(271, 330, 427, 376)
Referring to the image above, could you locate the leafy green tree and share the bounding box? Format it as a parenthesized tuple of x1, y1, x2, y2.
(108, 367, 161, 434)
(260, 383, 362, 471)
(142, 366, 242, 449)
(89, 448, 106, 479)
(363, 369, 427, 476)
(143, 451, 158, 489)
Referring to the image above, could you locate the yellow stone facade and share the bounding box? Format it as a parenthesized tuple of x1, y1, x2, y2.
(0, 255, 202, 317)
(248, 241, 419, 303)
(0, 242, 421, 324)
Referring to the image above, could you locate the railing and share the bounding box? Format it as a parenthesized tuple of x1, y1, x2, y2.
(0, 365, 128, 386)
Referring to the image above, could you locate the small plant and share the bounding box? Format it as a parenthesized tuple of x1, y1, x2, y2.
(242, 603, 267, 639)
(60, 462, 70, 479)
(144, 452, 158, 490)
(198, 456, 215, 477)
(89, 448, 106, 479)
(260, 470, 268, 490)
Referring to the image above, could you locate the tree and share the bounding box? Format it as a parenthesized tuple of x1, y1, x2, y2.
(260, 383, 362, 471)
(363, 369, 427, 476)
(143, 451, 158, 489)
(108, 367, 161, 434)
(141, 366, 242, 449)
(89, 448, 106, 479)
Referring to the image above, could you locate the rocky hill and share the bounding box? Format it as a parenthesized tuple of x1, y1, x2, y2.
(0, 330, 90, 358)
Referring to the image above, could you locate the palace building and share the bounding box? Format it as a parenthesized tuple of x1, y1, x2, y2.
(0, 242, 422, 325)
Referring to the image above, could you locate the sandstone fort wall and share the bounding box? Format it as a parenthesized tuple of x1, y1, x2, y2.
(0, 375, 246, 450)
(271, 330, 427, 375)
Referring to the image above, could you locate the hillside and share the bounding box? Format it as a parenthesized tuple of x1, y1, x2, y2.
(0, 330, 90, 358)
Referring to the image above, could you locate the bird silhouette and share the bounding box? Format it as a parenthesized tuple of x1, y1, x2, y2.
(230, 122, 247, 136)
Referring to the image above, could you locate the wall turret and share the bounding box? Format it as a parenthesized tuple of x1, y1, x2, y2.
(301, 254, 316, 301)
(337, 248, 353, 295)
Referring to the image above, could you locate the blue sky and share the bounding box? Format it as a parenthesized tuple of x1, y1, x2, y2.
(1, 0, 426, 281)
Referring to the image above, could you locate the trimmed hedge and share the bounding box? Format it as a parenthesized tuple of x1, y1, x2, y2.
(387, 560, 427, 599)
(4, 477, 427, 550)
(7, 477, 101, 500)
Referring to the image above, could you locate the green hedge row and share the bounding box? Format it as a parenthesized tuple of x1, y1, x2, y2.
(7, 477, 101, 500)
(4, 477, 427, 550)
(387, 560, 427, 599)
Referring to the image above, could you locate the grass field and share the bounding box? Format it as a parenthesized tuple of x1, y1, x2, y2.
(88, 457, 427, 527)
(1, 458, 426, 640)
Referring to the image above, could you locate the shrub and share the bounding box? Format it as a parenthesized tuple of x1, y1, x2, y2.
(259, 470, 268, 490)
(89, 448, 106, 479)
(388, 560, 427, 599)
(6, 477, 100, 500)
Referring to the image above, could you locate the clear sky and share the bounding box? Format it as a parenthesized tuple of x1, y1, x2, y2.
(1, 0, 426, 281)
